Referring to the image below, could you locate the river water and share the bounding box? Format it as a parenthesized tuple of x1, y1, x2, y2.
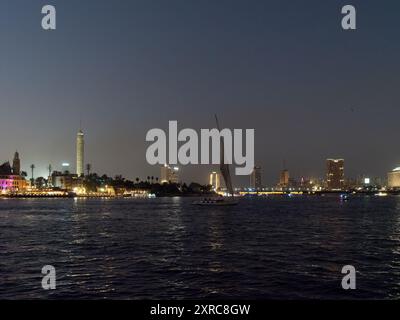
(1, 196, 400, 299)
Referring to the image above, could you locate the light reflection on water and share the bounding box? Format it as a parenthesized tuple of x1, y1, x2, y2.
(1, 196, 400, 299)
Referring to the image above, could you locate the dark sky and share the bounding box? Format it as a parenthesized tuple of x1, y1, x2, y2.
(1, 0, 400, 186)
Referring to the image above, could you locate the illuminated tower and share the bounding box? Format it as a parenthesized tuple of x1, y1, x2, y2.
(76, 130, 84, 177)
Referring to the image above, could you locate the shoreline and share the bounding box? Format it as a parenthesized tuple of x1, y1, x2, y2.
(1, 190, 399, 199)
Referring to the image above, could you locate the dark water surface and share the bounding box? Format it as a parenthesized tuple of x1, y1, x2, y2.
(1, 196, 400, 299)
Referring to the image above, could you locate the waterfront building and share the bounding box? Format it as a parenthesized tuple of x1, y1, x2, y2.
(160, 165, 179, 184)
(96, 185, 116, 196)
(0, 175, 27, 193)
(209, 171, 221, 191)
(0, 159, 27, 193)
(326, 159, 345, 190)
(299, 177, 320, 191)
(388, 167, 400, 188)
(49, 171, 80, 191)
(76, 129, 84, 177)
(250, 166, 262, 190)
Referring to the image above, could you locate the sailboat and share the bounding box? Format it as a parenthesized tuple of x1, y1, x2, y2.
(193, 115, 238, 206)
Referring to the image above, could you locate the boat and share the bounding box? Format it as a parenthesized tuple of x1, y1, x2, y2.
(193, 197, 238, 206)
(193, 115, 238, 206)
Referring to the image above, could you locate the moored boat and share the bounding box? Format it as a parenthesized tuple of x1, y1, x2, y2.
(193, 197, 238, 206)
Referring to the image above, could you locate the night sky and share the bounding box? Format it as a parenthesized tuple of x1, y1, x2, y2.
(1, 0, 400, 186)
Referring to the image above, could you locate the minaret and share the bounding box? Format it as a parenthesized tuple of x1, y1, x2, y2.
(76, 130, 84, 177)
(12, 151, 21, 175)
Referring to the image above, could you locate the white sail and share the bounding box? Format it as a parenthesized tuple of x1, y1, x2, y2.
(215, 115, 234, 196)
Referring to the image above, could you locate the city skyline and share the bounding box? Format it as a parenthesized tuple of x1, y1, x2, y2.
(0, 125, 399, 187)
(1, 137, 397, 189)
(1, 1, 400, 185)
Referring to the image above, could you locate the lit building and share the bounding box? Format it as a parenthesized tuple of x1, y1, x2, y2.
(49, 171, 80, 191)
(388, 167, 400, 188)
(96, 185, 116, 196)
(160, 165, 169, 183)
(76, 130, 84, 177)
(209, 171, 221, 191)
(326, 159, 345, 190)
(160, 165, 179, 184)
(250, 166, 262, 190)
(0, 175, 27, 193)
(0, 160, 27, 193)
(170, 167, 179, 184)
(278, 169, 290, 189)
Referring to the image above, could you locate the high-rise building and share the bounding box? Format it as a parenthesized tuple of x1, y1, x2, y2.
(388, 167, 400, 188)
(12, 151, 20, 175)
(160, 165, 169, 183)
(250, 166, 262, 190)
(76, 130, 84, 177)
(326, 159, 344, 190)
(209, 171, 221, 191)
(278, 169, 290, 189)
(160, 165, 179, 184)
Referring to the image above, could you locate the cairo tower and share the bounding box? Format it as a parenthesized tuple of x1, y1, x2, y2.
(76, 129, 84, 177)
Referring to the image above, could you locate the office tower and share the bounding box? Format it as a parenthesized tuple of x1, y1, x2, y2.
(326, 159, 344, 190)
(279, 169, 290, 188)
(76, 130, 84, 177)
(160, 165, 179, 184)
(388, 167, 400, 188)
(160, 165, 169, 183)
(209, 171, 221, 191)
(250, 166, 262, 190)
(12, 151, 20, 175)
